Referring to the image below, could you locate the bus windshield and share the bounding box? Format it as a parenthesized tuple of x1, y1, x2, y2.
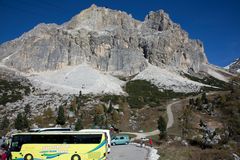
(11, 134, 102, 152)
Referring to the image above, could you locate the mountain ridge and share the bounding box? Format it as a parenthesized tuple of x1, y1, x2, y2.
(0, 5, 232, 95)
(224, 58, 240, 73)
(0, 5, 207, 75)
(0, 5, 235, 132)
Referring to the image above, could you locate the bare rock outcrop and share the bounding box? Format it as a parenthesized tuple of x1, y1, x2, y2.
(225, 58, 240, 73)
(0, 5, 208, 76)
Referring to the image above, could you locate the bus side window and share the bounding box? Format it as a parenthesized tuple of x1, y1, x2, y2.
(62, 135, 72, 144)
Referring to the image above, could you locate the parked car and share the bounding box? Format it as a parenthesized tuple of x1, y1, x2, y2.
(111, 135, 130, 145)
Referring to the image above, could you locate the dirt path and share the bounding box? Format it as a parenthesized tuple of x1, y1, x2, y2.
(166, 100, 181, 128)
(121, 130, 160, 140)
(121, 92, 221, 140)
(121, 99, 182, 140)
(121, 91, 221, 139)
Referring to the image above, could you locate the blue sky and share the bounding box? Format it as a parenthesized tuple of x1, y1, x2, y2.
(0, 0, 239, 67)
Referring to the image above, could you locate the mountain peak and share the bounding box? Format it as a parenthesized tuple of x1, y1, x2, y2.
(64, 5, 138, 31)
(143, 9, 177, 31)
(90, 4, 97, 9)
(0, 5, 208, 75)
(225, 58, 240, 73)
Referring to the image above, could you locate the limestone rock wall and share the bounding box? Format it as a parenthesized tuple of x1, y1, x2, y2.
(0, 5, 208, 76)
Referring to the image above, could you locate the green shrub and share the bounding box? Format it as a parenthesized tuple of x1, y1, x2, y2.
(14, 113, 29, 130)
(95, 104, 105, 115)
(218, 78, 240, 139)
(112, 110, 120, 122)
(0, 116, 9, 130)
(75, 118, 83, 131)
(126, 80, 160, 108)
(93, 114, 106, 127)
(158, 115, 167, 139)
(100, 94, 124, 104)
(184, 73, 230, 90)
(43, 108, 54, 119)
(0, 79, 31, 105)
(56, 106, 66, 125)
(126, 80, 187, 108)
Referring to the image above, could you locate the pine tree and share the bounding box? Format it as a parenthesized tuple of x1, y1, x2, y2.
(14, 113, 23, 130)
(0, 115, 9, 130)
(195, 97, 202, 110)
(24, 104, 31, 117)
(93, 114, 105, 127)
(79, 90, 82, 97)
(158, 115, 167, 139)
(22, 115, 29, 129)
(189, 98, 194, 106)
(56, 106, 66, 125)
(70, 96, 77, 112)
(201, 92, 208, 104)
(75, 118, 83, 131)
(180, 105, 193, 138)
(107, 101, 114, 113)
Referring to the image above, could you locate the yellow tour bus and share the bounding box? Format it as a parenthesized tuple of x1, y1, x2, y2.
(10, 131, 108, 160)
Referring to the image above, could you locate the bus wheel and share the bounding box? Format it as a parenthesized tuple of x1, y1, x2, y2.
(24, 154, 33, 160)
(71, 154, 81, 160)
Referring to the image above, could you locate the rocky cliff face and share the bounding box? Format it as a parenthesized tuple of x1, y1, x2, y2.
(0, 4, 208, 76)
(225, 58, 240, 73)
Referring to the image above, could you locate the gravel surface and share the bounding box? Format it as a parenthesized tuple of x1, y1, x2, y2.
(107, 144, 148, 160)
(167, 100, 180, 128)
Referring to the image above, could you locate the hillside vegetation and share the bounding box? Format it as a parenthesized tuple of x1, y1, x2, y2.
(126, 80, 188, 108)
(0, 79, 31, 105)
(154, 75, 240, 160)
(184, 73, 231, 91)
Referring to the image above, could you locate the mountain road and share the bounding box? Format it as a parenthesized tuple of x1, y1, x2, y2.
(107, 144, 148, 160)
(121, 99, 181, 140)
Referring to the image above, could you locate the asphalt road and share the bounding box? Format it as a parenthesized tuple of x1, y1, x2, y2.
(107, 144, 148, 160)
